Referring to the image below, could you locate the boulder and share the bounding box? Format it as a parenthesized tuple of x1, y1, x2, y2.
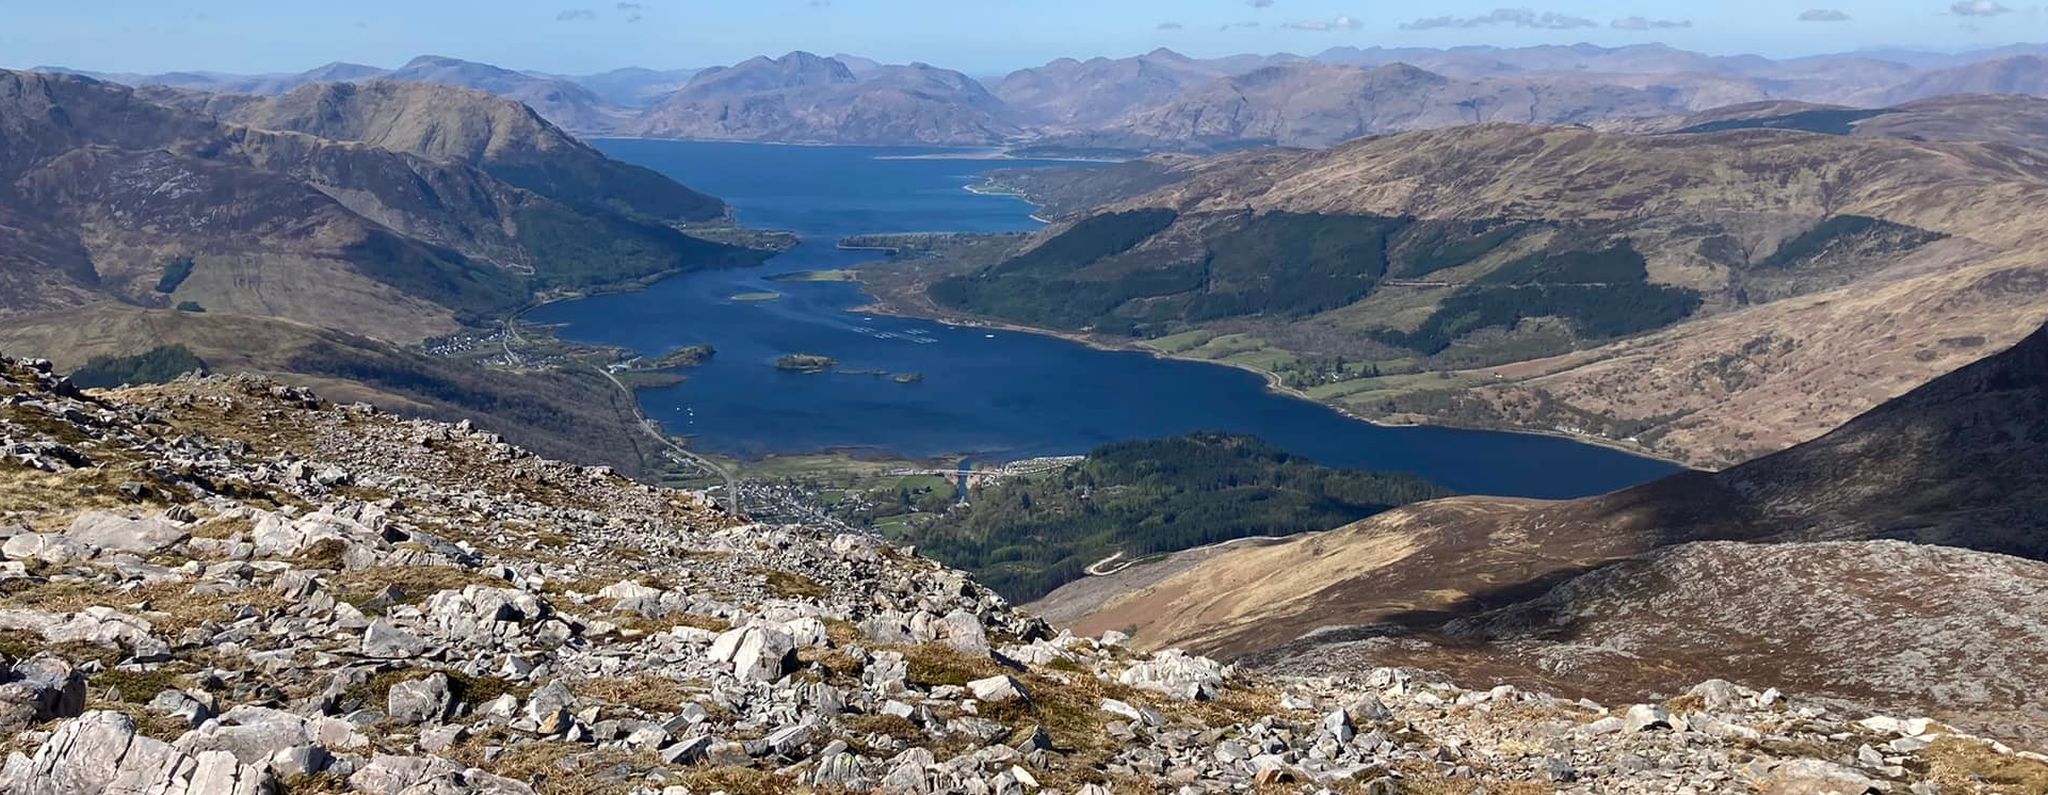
(710, 624, 797, 683)
(0, 655, 86, 732)
(1624, 704, 1674, 733)
(387, 672, 456, 725)
(361, 619, 430, 659)
(933, 610, 989, 655)
(65, 513, 188, 555)
(1118, 649, 1231, 701)
(966, 675, 1029, 704)
(1, 533, 92, 565)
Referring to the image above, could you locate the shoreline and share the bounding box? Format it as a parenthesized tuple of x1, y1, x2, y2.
(848, 293, 1692, 470)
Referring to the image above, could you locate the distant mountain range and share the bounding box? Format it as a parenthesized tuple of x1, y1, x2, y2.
(35, 43, 2048, 149)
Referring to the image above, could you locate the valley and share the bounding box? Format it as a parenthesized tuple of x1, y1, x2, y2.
(8, 23, 2048, 793)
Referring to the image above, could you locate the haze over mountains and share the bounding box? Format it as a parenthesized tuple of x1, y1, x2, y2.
(38, 42, 2048, 149)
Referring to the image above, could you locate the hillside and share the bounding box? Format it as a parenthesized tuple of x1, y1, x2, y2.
(628, 52, 1023, 146)
(1045, 317, 2048, 741)
(868, 433, 1452, 603)
(0, 70, 771, 477)
(1, 354, 2043, 793)
(153, 80, 726, 224)
(1881, 55, 2048, 106)
(911, 117, 2048, 467)
(0, 70, 759, 337)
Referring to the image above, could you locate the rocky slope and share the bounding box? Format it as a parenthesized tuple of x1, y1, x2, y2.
(628, 53, 1023, 146)
(0, 354, 2043, 793)
(1043, 316, 2048, 743)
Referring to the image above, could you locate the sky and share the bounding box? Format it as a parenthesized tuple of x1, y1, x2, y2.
(9, 1, 2048, 77)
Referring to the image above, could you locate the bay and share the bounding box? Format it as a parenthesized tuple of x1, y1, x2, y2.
(529, 140, 1683, 498)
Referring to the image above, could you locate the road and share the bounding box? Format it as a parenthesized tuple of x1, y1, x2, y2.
(500, 309, 742, 515)
(591, 365, 742, 515)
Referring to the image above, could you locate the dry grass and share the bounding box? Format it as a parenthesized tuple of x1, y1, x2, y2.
(485, 746, 665, 795)
(0, 578, 287, 635)
(329, 565, 507, 614)
(757, 569, 830, 600)
(1923, 737, 2048, 795)
(572, 674, 700, 715)
(672, 767, 807, 795)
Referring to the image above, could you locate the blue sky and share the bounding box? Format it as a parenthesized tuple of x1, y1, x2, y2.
(9, 1, 2048, 76)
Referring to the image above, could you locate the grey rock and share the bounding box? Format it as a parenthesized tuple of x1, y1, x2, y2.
(360, 619, 429, 659)
(1624, 703, 1673, 733)
(65, 512, 188, 554)
(967, 675, 1029, 704)
(0, 710, 271, 795)
(146, 689, 215, 728)
(386, 672, 455, 725)
(934, 609, 990, 655)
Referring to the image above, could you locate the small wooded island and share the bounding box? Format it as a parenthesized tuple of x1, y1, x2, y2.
(775, 353, 837, 373)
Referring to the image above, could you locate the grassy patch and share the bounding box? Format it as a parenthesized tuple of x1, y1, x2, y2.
(573, 674, 698, 715)
(757, 570, 830, 600)
(330, 566, 508, 615)
(1923, 737, 2048, 795)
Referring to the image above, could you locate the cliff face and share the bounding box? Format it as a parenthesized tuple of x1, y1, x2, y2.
(0, 354, 2040, 793)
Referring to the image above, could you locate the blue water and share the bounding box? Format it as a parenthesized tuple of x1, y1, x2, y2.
(530, 140, 1682, 498)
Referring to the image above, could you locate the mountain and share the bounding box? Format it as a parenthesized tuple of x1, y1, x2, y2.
(147, 80, 725, 224)
(1082, 62, 1687, 149)
(25, 62, 388, 95)
(381, 55, 623, 133)
(992, 48, 1263, 130)
(1, 353, 2041, 793)
(555, 66, 701, 108)
(1880, 55, 2048, 106)
(924, 118, 2048, 466)
(1046, 317, 2048, 741)
(1668, 93, 2048, 153)
(629, 52, 1023, 145)
(0, 70, 765, 474)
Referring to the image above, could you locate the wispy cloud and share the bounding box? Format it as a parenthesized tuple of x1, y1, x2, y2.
(1611, 16, 1691, 30)
(1401, 8, 1598, 30)
(1283, 15, 1364, 31)
(1950, 0, 2011, 15)
(1219, 21, 1262, 31)
(1248, 0, 1275, 7)
(555, 8, 596, 21)
(1797, 8, 1852, 21)
(615, 2, 643, 22)
(1157, 21, 1185, 30)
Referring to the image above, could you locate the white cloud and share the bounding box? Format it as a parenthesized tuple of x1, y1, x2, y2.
(1402, 8, 1598, 30)
(1611, 16, 1692, 30)
(1283, 15, 1364, 31)
(1950, 0, 2012, 16)
(1798, 9, 1852, 21)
